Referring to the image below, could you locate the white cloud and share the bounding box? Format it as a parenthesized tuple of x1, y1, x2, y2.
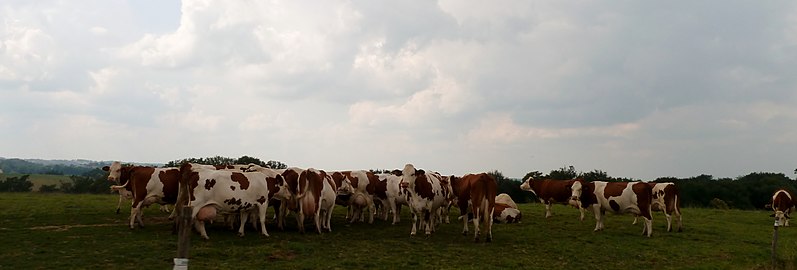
(0, 19, 58, 83)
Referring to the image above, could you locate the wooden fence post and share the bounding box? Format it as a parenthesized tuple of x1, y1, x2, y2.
(175, 206, 192, 270)
(772, 217, 779, 269)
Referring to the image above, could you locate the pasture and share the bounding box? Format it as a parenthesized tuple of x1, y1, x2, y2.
(0, 192, 795, 269)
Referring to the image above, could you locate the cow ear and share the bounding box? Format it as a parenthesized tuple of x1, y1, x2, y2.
(786, 213, 791, 218)
(771, 213, 776, 217)
(417, 169, 425, 175)
(102, 166, 110, 171)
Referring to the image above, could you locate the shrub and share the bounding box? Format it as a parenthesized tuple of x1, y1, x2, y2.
(710, 198, 730, 210)
(0, 175, 33, 192)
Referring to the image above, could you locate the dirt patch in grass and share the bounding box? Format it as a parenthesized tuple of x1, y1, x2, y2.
(267, 250, 297, 261)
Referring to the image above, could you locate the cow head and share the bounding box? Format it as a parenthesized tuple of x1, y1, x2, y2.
(569, 179, 588, 207)
(103, 161, 123, 182)
(338, 178, 355, 196)
(772, 210, 790, 226)
(519, 179, 536, 196)
(271, 174, 291, 201)
(401, 164, 418, 188)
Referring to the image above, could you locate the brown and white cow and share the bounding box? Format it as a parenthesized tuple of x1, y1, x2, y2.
(571, 180, 654, 237)
(103, 162, 181, 229)
(771, 189, 795, 227)
(450, 173, 497, 242)
(179, 163, 291, 239)
(331, 170, 379, 223)
(633, 182, 683, 232)
(295, 168, 337, 234)
(401, 164, 449, 237)
(372, 171, 408, 224)
(494, 193, 521, 224)
(519, 178, 585, 220)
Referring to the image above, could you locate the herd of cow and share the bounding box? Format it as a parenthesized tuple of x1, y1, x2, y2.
(101, 161, 797, 241)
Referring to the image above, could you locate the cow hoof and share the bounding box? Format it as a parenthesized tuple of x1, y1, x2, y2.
(116, 209, 121, 214)
(238, 233, 245, 237)
(486, 236, 492, 243)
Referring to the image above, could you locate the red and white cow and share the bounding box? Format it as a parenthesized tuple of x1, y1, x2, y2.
(400, 164, 449, 237)
(494, 193, 521, 224)
(295, 168, 337, 234)
(371, 171, 408, 224)
(633, 182, 683, 232)
(331, 170, 379, 224)
(179, 163, 291, 239)
(450, 173, 497, 242)
(103, 162, 181, 229)
(519, 178, 585, 220)
(571, 180, 653, 237)
(771, 189, 795, 227)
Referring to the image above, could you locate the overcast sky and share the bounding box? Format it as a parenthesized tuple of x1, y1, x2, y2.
(2, 0, 796, 180)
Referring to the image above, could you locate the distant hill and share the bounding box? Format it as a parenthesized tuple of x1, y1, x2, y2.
(0, 157, 162, 176)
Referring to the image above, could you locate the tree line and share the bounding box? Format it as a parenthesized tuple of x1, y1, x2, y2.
(2, 158, 795, 210)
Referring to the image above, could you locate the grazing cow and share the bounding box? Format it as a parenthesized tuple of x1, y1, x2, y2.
(179, 163, 291, 239)
(450, 173, 497, 242)
(633, 182, 683, 232)
(401, 164, 449, 237)
(771, 189, 795, 227)
(295, 168, 337, 234)
(330, 170, 379, 223)
(519, 178, 585, 220)
(103, 162, 180, 229)
(571, 180, 653, 237)
(494, 193, 521, 224)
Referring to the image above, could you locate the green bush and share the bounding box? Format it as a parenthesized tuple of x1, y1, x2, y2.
(0, 175, 33, 192)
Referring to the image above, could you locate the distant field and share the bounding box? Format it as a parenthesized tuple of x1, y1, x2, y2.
(0, 192, 794, 269)
(0, 173, 72, 191)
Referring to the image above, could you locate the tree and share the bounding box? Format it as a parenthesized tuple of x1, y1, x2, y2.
(235, 156, 267, 167)
(0, 175, 33, 192)
(581, 169, 610, 182)
(522, 171, 543, 181)
(265, 160, 287, 169)
(547, 165, 577, 180)
(489, 170, 533, 204)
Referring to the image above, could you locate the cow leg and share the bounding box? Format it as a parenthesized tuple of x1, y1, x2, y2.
(410, 212, 418, 236)
(395, 204, 402, 223)
(544, 202, 553, 218)
(367, 196, 376, 224)
(632, 215, 638, 225)
(258, 205, 270, 237)
(389, 198, 399, 225)
(238, 212, 248, 237)
(644, 217, 653, 237)
(471, 211, 481, 242)
(315, 207, 323, 234)
(116, 194, 124, 214)
(485, 207, 494, 243)
(674, 209, 683, 232)
(325, 205, 334, 232)
(664, 212, 673, 232)
(591, 206, 603, 232)
(423, 210, 433, 236)
(194, 220, 210, 240)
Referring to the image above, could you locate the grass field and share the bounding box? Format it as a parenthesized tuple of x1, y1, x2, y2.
(0, 192, 795, 269)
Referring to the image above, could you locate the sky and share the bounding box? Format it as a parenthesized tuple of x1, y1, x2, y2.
(1, 0, 796, 180)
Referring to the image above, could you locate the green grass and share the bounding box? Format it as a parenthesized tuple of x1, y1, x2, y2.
(0, 173, 73, 191)
(0, 192, 794, 269)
